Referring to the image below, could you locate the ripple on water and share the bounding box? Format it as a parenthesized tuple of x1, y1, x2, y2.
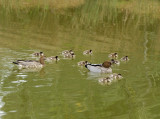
(16, 74, 28, 79)
(11, 80, 27, 84)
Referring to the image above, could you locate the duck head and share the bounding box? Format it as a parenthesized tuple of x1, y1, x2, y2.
(102, 61, 112, 68)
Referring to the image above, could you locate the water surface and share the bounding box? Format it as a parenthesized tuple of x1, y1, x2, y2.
(0, 3, 160, 119)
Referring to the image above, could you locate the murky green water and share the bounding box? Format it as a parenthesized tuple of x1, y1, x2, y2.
(1, 1, 160, 119)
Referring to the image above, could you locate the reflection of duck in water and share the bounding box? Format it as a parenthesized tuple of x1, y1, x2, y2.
(44, 56, 59, 62)
(13, 55, 45, 69)
(32, 52, 44, 57)
(83, 50, 92, 55)
(121, 56, 129, 61)
(108, 53, 118, 59)
(85, 60, 112, 73)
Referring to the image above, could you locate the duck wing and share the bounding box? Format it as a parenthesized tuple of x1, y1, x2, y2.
(13, 60, 39, 66)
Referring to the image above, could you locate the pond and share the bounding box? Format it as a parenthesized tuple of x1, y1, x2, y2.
(0, 1, 160, 119)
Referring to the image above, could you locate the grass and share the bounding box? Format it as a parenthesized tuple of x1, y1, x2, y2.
(0, 0, 160, 32)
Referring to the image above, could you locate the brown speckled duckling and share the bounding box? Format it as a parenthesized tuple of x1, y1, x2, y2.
(98, 77, 113, 85)
(63, 52, 75, 58)
(121, 56, 129, 61)
(109, 73, 123, 80)
(83, 50, 92, 55)
(110, 59, 120, 65)
(77, 61, 88, 66)
(45, 56, 59, 62)
(108, 53, 118, 58)
(62, 50, 74, 55)
(32, 52, 44, 57)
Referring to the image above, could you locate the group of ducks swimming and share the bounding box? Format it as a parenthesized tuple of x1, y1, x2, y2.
(13, 50, 129, 85)
(77, 52, 129, 85)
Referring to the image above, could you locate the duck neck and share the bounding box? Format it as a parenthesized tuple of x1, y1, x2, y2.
(39, 56, 45, 65)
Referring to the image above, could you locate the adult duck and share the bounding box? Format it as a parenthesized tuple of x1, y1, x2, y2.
(13, 55, 45, 69)
(85, 61, 112, 73)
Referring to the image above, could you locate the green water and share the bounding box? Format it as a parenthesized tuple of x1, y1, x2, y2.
(0, 1, 160, 119)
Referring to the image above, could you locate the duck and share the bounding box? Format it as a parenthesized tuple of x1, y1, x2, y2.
(32, 52, 44, 57)
(83, 50, 92, 55)
(13, 55, 45, 69)
(63, 52, 75, 58)
(121, 56, 129, 61)
(109, 73, 123, 80)
(44, 56, 59, 62)
(98, 77, 113, 84)
(110, 59, 120, 65)
(77, 61, 88, 66)
(62, 50, 74, 55)
(85, 63, 112, 73)
(108, 53, 118, 58)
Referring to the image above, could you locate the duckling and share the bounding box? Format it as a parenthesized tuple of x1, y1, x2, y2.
(108, 53, 118, 58)
(83, 50, 92, 55)
(63, 52, 75, 58)
(110, 59, 120, 65)
(77, 61, 88, 66)
(32, 52, 44, 57)
(44, 56, 59, 62)
(98, 77, 113, 84)
(109, 73, 123, 80)
(121, 56, 129, 61)
(13, 55, 45, 69)
(62, 50, 74, 55)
